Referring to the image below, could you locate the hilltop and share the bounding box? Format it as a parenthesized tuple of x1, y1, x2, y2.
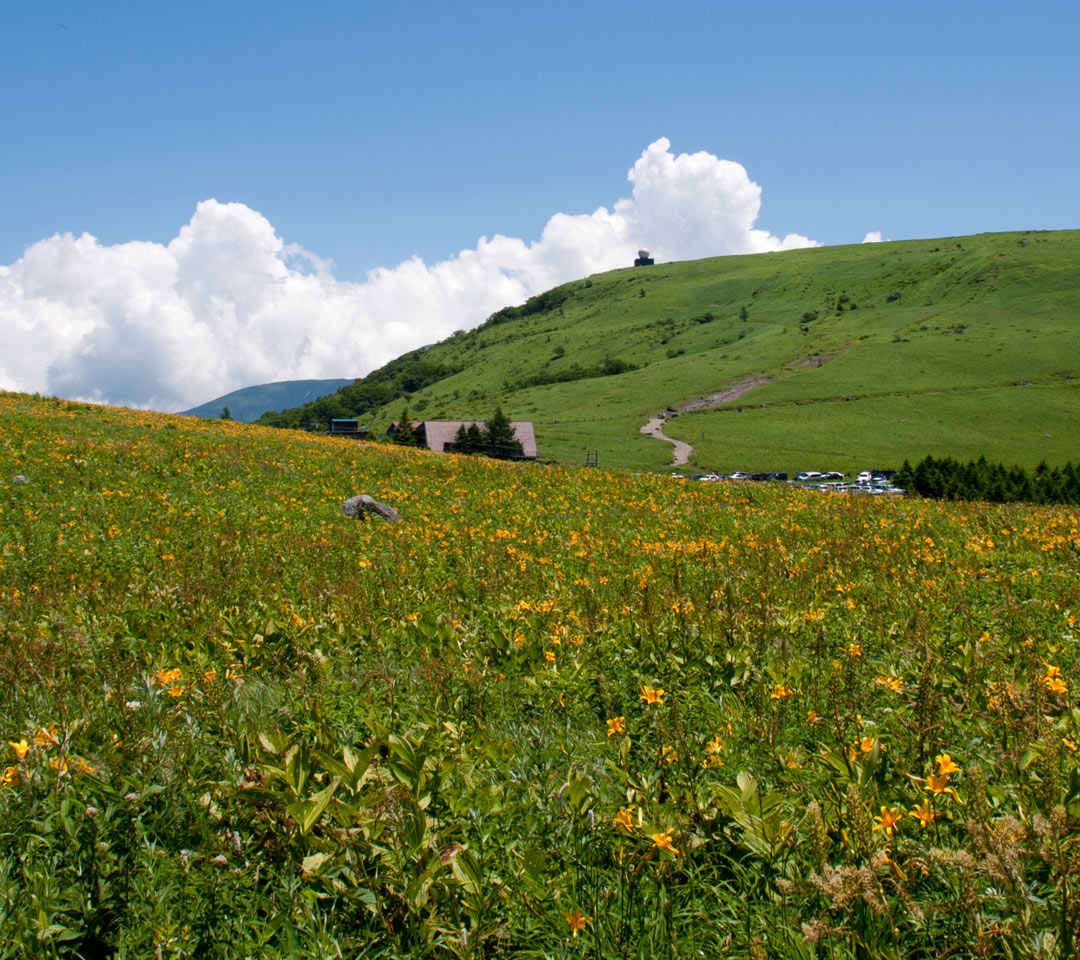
(261, 229, 1080, 474)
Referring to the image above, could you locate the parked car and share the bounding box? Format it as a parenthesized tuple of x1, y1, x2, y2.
(795, 471, 823, 482)
(766, 471, 788, 481)
(728, 471, 752, 480)
(820, 471, 845, 481)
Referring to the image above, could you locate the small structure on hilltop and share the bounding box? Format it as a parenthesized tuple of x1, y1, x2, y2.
(634, 248, 654, 267)
(388, 419, 538, 460)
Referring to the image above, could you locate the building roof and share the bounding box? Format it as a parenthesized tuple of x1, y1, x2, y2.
(420, 420, 537, 459)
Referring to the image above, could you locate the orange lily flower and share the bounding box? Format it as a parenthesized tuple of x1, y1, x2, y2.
(565, 907, 591, 937)
(873, 806, 902, 836)
(651, 828, 679, 855)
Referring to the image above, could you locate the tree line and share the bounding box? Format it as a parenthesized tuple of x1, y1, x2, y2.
(894, 455, 1080, 505)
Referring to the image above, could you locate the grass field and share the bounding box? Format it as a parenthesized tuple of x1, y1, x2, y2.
(273, 228, 1080, 473)
(3, 393, 1080, 957)
(664, 380, 1080, 478)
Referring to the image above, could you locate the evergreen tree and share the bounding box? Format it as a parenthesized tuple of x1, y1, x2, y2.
(450, 422, 488, 454)
(894, 460, 916, 494)
(451, 423, 470, 454)
(484, 407, 524, 460)
(466, 423, 486, 453)
(392, 407, 418, 447)
(1063, 462, 1080, 503)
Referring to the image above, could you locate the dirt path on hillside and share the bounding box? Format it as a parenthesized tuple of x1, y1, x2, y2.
(681, 376, 772, 412)
(639, 415, 694, 466)
(640, 377, 772, 467)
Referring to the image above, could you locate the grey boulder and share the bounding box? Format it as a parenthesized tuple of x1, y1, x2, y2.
(342, 494, 402, 523)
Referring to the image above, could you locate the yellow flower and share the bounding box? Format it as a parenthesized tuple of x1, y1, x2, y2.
(2, 765, 19, 787)
(910, 802, 937, 829)
(806, 711, 824, 726)
(639, 685, 665, 705)
(875, 674, 904, 692)
(705, 735, 724, 755)
(33, 725, 59, 747)
(847, 643, 863, 657)
(872, 806, 902, 836)
(613, 806, 637, 833)
(770, 685, 794, 700)
(1040, 665, 1068, 695)
(606, 716, 625, 737)
(49, 756, 69, 774)
(923, 772, 960, 800)
(565, 907, 591, 938)
(8, 739, 29, 760)
(658, 745, 678, 765)
(155, 667, 182, 687)
(934, 753, 961, 776)
(651, 828, 679, 855)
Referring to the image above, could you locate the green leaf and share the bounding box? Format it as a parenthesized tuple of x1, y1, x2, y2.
(287, 777, 341, 836)
(302, 851, 332, 877)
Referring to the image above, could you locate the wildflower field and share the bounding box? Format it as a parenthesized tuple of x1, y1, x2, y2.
(2, 393, 1080, 959)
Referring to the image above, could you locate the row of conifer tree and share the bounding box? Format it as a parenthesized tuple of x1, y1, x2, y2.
(894, 455, 1080, 505)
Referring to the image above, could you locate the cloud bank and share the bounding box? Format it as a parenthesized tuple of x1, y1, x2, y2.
(0, 138, 817, 412)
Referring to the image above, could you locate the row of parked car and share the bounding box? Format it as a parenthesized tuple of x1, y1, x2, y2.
(671, 469, 902, 495)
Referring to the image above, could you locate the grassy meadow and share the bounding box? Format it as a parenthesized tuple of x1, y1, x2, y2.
(271, 229, 1080, 474)
(3, 393, 1080, 958)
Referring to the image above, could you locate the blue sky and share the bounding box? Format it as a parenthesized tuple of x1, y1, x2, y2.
(2, 0, 1078, 409)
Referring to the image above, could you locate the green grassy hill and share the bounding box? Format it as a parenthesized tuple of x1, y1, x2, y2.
(265, 229, 1080, 475)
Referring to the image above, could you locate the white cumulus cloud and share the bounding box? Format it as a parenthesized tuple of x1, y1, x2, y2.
(0, 138, 817, 411)
(862, 231, 885, 243)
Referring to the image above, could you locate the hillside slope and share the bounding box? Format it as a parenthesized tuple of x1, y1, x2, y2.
(264, 229, 1080, 474)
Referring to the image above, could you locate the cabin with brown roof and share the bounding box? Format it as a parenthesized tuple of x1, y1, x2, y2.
(388, 420, 538, 459)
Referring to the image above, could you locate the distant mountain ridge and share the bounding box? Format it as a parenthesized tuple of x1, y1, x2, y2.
(182, 378, 353, 422)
